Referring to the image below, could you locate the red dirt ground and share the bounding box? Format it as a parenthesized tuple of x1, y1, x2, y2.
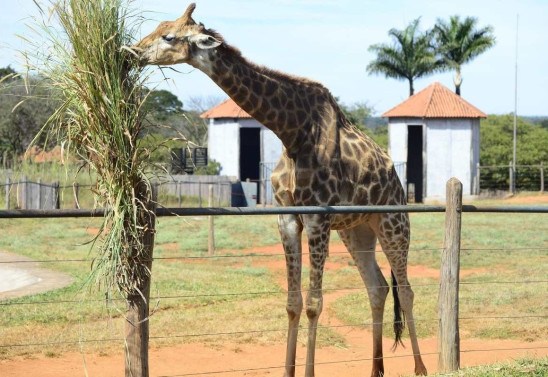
(1, 195, 547, 376)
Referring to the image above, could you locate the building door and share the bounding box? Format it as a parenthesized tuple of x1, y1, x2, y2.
(239, 128, 261, 200)
(407, 125, 424, 202)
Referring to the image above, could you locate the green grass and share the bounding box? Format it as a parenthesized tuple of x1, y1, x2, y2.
(416, 357, 548, 377)
(0, 204, 546, 360)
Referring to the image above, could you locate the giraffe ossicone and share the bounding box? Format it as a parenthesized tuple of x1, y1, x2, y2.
(135, 4, 428, 376)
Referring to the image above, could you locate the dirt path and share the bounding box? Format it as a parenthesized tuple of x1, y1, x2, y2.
(0, 251, 73, 300)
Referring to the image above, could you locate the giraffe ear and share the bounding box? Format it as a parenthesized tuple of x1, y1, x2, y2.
(189, 34, 222, 49)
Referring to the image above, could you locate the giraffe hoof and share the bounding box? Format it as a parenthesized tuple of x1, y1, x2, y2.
(370, 369, 384, 377)
(415, 366, 428, 376)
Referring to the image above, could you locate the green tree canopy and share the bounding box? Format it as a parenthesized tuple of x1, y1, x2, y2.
(367, 18, 442, 96)
(0, 66, 17, 80)
(143, 89, 183, 120)
(0, 71, 59, 161)
(481, 114, 548, 166)
(433, 16, 496, 95)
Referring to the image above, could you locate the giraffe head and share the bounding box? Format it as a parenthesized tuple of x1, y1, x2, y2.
(134, 3, 221, 66)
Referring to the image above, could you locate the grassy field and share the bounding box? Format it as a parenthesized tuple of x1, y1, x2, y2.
(416, 357, 548, 376)
(0, 200, 547, 360)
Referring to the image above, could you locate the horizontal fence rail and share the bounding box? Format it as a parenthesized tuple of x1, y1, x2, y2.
(1, 204, 548, 218)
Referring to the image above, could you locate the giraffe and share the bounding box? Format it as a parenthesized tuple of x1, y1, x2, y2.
(134, 4, 428, 377)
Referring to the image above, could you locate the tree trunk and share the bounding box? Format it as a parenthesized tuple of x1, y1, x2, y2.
(409, 79, 415, 96)
(454, 68, 462, 96)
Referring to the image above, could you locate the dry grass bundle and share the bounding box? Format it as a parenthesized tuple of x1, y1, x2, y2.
(25, 0, 155, 297)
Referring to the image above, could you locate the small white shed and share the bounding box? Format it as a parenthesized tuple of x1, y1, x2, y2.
(383, 82, 486, 202)
(201, 99, 283, 202)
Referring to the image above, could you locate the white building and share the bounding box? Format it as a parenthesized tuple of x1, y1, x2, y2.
(383, 82, 486, 202)
(201, 98, 283, 203)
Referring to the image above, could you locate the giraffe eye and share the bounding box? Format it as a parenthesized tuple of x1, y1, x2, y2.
(162, 35, 175, 42)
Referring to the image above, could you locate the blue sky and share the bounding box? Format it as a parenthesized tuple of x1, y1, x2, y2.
(1, 0, 547, 115)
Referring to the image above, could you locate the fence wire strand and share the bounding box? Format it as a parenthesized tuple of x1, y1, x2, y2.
(2, 315, 547, 350)
(2, 280, 547, 307)
(0, 246, 546, 265)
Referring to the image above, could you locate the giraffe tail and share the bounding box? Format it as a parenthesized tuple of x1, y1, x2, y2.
(391, 270, 406, 350)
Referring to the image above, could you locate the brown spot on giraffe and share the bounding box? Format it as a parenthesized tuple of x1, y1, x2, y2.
(134, 4, 427, 377)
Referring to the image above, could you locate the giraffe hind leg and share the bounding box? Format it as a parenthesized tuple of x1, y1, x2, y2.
(374, 212, 428, 375)
(338, 222, 389, 377)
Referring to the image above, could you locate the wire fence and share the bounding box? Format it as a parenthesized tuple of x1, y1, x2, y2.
(1, 201, 547, 375)
(478, 163, 545, 193)
(0, 177, 245, 210)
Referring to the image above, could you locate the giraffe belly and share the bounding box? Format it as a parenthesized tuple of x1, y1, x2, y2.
(329, 213, 371, 230)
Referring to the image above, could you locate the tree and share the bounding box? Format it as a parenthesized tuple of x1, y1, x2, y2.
(336, 99, 388, 149)
(337, 99, 373, 130)
(481, 114, 548, 190)
(367, 18, 441, 96)
(0, 73, 58, 161)
(143, 89, 183, 120)
(433, 16, 495, 95)
(0, 66, 17, 81)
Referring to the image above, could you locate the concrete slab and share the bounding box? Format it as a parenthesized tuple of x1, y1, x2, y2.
(0, 251, 73, 300)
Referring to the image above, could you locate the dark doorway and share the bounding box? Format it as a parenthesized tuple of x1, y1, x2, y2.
(407, 125, 424, 202)
(239, 128, 261, 200)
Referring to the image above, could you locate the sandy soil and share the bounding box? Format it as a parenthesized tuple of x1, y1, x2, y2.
(1, 194, 546, 376)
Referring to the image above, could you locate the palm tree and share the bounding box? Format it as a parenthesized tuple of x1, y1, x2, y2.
(434, 16, 496, 95)
(367, 18, 441, 96)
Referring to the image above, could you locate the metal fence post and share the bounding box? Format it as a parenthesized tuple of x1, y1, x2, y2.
(540, 162, 544, 194)
(438, 178, 462, 373)
(475, 163, 481, 195)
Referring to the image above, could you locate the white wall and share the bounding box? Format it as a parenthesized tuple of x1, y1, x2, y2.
(208, 118, 240, 178)
(426, 119, 474, 198)
(261, 128, 283, 164)
(208, 118, 283, 180)
(388, 120, 410, 164)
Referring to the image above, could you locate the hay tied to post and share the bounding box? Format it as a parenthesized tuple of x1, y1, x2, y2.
(28, 0, 154, 297)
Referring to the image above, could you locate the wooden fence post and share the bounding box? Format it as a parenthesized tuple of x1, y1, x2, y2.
(438, 178, 462, 373)
(5, 177, 10, 210)
(177, 181, 182, 207)
(125, 182, 157, 377)
(21, 176, 27, 209)
(73, 183, 80, 209)
(208, 184, 215, 256)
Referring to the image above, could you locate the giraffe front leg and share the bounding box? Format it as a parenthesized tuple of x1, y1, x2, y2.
(303, 215, 330, 377)
(278, 214, 303, 377)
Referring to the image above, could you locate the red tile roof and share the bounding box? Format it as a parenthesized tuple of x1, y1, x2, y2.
(200, 98, 252, 119)
(382, 82, 486, 119)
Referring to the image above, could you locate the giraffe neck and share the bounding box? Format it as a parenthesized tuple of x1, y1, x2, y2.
(190, 44, 327, 154)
